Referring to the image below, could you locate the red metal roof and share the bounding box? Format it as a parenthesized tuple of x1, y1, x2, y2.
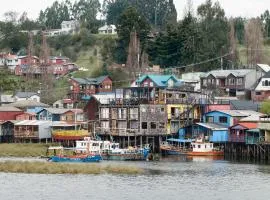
(237, 122, 257, 129)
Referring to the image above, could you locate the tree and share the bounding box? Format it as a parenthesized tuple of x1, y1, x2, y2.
(229, 18, 238, 68)
(196, 0, 229, 70)
(261, 10, 270, 38)
(234, 17, 245, 44)
(105, 0, 177, 30)
(117, 7, 150, 77)
(3, 11, 18, 23)
(245, 18, 264, 67)
(260, 100, 270, 115)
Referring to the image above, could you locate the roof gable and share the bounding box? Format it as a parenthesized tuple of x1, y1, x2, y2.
(136, 74, 180, 87)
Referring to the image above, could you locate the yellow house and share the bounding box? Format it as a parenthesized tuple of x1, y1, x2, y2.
(166, 104, 193, 134)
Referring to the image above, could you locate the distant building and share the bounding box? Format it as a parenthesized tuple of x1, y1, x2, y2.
(252, 71, 270, 101)
(98, 24, 117, 34)
(200, 69, 256, 99)
(13, 92, 40, 102)
(44, 20, 80, 37)
(68, 76, 113, 102)
(132, 74, 183, 88)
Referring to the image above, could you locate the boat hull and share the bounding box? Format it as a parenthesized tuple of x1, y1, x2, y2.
(186, 151, 224, 156)
(102, 148, 150, 161)
(49, 155, 102, 162)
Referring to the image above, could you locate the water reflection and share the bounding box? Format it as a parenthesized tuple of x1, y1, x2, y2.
(0, 155, 270, 200)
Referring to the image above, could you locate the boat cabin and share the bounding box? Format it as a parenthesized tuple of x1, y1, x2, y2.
(191, 142, 214, 153)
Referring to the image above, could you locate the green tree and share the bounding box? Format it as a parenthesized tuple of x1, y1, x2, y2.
(261, 10, 270, 38)
(260, 100, 270, 115)
(196, 0, 229, 70)
(116, 7, 150, 64)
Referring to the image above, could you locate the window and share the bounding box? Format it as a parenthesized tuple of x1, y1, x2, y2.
(101, 108, 109, 119)
(203, 79, 207, 86)
(159, 122, 165, 129)
(206, 116, 214, 123)
(256, 91, 261, 95)
(141, 108, 146, 112)
(219, 116, 228, 123)
(198, 145, 201, 148)
(160, 107, 165, 113)
(150, 82, 154, 87)
(101, 121, 110, 129)
(118, 108, 127, 119)
(151, 122, 156, 129)
(229, 78, 235, 85)
(142, 122, 147, 129)
(237, 78, 243, 85)
(265, 80, 269, 86)
(216, 79, 220, 85)
(130, 108, 138, 119)
(150, 108, 155, 113)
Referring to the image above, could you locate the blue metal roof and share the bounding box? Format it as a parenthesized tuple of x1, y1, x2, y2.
(136, 74, 182, 87)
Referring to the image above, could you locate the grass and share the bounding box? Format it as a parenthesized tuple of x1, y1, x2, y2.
(237, 44, 270, 65)
(0, 143, 54, 157)
(0, 161, 143, 175)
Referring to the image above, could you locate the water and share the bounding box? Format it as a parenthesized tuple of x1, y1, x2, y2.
(0, 156, 270, 200)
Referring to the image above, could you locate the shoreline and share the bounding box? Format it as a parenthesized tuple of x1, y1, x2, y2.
(0, 161, 144, 175)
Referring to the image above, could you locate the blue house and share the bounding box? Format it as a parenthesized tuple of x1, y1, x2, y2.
(37, 108, 69, 121)
(133, 74, 183, 88)
(194, 110, 262, 143)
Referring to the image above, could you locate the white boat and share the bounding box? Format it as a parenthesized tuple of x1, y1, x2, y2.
(75, 137, 150, 161)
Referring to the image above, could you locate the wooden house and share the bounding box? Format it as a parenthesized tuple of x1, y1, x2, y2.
(0, 107, 23, 120)
(68, 76, 112, 102)
(14, 120, 52, 142)
(229, 122, 257, 143)
(0, 121, 14, 142)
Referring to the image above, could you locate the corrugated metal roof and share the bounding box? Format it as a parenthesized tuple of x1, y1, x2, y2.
(0, 106, 22, 112)
(14, 92, 38, 98)
(136, 74, 182, 87)
(196, 123, 228, 130)
(44, 108, 83, 114)
(230, 100, 260, 111)
(14, 120, 52, 126)
(4, 100, 49, 108)
(200, 69, 254, 78)
(213, 110, 263, 117)
(257, 64, 270, 73)
(231, 122, 257, 129)
(72, 76, 110, 85)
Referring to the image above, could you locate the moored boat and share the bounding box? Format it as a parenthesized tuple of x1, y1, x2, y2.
(76, 137, 150, 161)
(49, 154, 102, 162)
(187, 142, 224, 156)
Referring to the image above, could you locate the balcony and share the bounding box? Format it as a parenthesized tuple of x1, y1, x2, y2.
(228, 135, 245, 143)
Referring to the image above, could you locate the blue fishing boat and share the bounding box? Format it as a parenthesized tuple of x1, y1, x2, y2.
(47, 145, 102, 163)
(48, 154, 102, 162)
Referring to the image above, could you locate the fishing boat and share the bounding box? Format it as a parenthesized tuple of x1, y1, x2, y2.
(160, 137, 224, 156)
(160, 138, 194, 155)
(75, 137, 150, 161)
(47, 142, 102, 163)
(187, 141, 224, 156)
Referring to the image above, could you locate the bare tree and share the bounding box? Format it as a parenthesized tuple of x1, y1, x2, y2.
(229, 18, 238, 68)
(3, 11, 19, 23)
(245, 18, 264, 67)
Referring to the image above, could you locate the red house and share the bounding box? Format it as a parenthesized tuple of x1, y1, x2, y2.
(49, 56, 69, 65)
(16, 112, 37, 120)
(0, 107, 23, 120)
(68, 76, 112, 102)
(18, 56, 39, 65)
(229, 122, 258, 143)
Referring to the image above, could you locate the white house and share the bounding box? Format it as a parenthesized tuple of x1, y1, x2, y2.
(252, 71, 270, 101)
(13, 92, 40, 102)
(44, 20, 80, 37)
(61, 20, 80, 34)
(98, 24, 117, 34)
(181, 72, 205, 91)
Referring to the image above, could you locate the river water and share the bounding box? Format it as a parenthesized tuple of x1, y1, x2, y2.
(0, 156, 270, 200)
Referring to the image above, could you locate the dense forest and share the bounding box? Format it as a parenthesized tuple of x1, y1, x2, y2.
(0, 0, 270, 72)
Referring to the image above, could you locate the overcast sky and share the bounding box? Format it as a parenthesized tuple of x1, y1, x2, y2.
(0, 0, 269, 20)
